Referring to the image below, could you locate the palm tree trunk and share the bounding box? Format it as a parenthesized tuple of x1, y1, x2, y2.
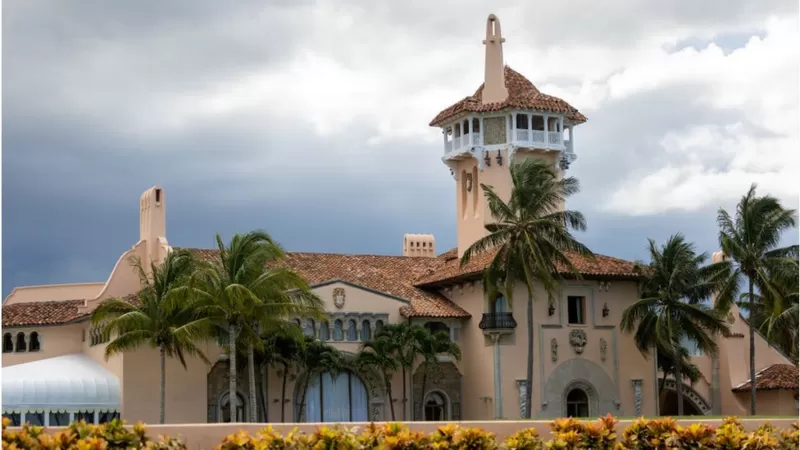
(525, 291, 534, 418)
(749, 278, 757, 415)
(674, 351, 684, 416)
(228, 324, 240, 422)
(384, 372, 396, 421)
(418, 364, 428, 421)
(261, 363, 269, 422)
(297, 374, 311, 422)
(280, 364, 288, 422)
(402, 367, 407, 421)
(248, 344, 257, 422)
(159, 346, 166, 424)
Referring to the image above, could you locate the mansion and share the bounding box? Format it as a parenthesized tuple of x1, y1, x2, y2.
(2, 15, 797, 426)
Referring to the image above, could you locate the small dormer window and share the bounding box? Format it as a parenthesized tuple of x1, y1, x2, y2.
(15, 332, 26, 352)
(2, 333, 13, 353)
(29, 332, 41, 352)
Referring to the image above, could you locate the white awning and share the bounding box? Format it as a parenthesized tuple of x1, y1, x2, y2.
(2, 353, 121, 413)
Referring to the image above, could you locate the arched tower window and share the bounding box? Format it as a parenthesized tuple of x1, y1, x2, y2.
(360, 320, 372, 341)
(15, 332, 26, 352)
(333, 320, 344, 341)
(471, 166, 479, 216)
(460, 169, 468, 218)
(565, 388, 589, 418)
(29, 332, 41, 352)
(2, 333, 13, 353)
(375, 320, 385, 334)
(346, 319, 358, 341)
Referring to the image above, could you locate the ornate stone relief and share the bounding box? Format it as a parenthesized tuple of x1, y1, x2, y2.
(516, 380, 528, 418)
(333, 287, 346, 309)
(568, 329, 587, 354)
(631, 379, 643, 416)
(599, 338, 608, 362)
(550, 338, 558, 362)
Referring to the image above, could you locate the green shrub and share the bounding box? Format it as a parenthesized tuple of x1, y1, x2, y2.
(2, 417, 185, 450)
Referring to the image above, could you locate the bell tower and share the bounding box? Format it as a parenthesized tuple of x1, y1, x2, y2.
(429, 14, 588, 257)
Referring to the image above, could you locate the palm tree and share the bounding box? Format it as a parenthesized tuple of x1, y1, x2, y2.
(356, 334, 401, 420)
(620, 234, 730, 415)
(656, 344, 702, 403)
(460, 158, 593, 418)
(739, 255, 799, 363)
(192, 231, 323, 422)
(715, 184, 797, 414)
(295, 337, 345, 422)
(415, 329, 461, 420)
(374, 323, 427, 420)
(91, 250, 212, 424)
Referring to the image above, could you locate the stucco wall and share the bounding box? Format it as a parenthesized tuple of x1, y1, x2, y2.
(2, 323, 85, 366)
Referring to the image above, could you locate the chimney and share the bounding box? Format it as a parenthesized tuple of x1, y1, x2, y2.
(482, 14, 508, 104)
(139, 186, 169, 267)
(403, 234, 436, 258)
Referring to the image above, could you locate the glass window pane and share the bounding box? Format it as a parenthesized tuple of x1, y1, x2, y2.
(49, 412, 70, 426)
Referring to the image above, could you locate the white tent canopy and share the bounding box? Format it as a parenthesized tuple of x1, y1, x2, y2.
(2, 353, 121, 416)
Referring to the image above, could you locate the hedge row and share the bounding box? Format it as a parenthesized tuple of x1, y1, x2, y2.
(3, 415, 799, 450)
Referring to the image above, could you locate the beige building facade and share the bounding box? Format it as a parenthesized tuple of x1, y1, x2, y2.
(2, 15, 797, 426)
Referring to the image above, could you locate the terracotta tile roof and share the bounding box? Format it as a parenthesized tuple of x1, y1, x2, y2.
(183, 248, 470, 319)
(732, 364, 799, 392)
(414, 247, 644, 286)
(429, 66, 588, 127)
(1, 300, 88, 327)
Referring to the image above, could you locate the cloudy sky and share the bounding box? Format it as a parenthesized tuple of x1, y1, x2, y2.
(2, 1, 798, 297)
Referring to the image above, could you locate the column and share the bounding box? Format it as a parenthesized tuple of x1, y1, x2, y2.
(568, 126, 574, 152)
(443, 129, 448, 154)
(543, 114, 549, 146)
(492, 333, 503, 419)
(466, 117, 472, 144)
(558, 117, 564, 144)
(632, 379, 643, 417)
(528, 113, 533, 144)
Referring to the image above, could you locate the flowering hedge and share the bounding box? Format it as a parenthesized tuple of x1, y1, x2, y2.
(4, 416, 798, 450)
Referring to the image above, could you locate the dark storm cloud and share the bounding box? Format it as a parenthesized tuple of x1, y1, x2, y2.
(3, 0, 796, 298)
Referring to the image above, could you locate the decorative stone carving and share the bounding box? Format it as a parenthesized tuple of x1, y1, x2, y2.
(333, 288, 346, 309)
(550, 338, 558, 362)
(569, 329, 587, 354)
(516, 380, 528, 418)
(600, 338, 608, 362)
(632, 379, 643, 416)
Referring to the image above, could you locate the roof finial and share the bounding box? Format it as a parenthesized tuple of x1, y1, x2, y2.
(482, 14, 508, 104)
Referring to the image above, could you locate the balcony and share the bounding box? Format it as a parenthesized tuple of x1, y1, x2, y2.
(479, 312, 517, 332)
(444, 132, 482, 155)
(511, 129, 565, 150)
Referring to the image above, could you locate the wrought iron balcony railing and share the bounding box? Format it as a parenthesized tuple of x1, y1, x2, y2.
(478, 312, 517, 330)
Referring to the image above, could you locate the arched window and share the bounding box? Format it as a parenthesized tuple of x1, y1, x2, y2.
(333, 320, 344, 341)
(360, 320, 372, 341)
(565, 388, 589, 418)
(15, 332, 26, 352)
(2, 333, 13, 353)
(293, 319, 302, 328)
(304, 320, 316, 337)
(319, 321, 330, 341)
(219, 392, 247, 423)
(29, 332, 41, 352)
(492, 294, 509, 314)
(346, 319, 358, 341)
(304, 370, 369, 422)
(424, 391, 448, 421)
(375, 320, 385, 334)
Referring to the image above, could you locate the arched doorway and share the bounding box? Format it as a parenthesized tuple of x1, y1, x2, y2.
(304, 370, 369, 422)
(565, 388, 590, 418)
(218, 392, 247, 423)
(423, 391, 449, 421)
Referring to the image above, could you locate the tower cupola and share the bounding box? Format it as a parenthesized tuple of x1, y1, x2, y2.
(429, 14, 588, 257)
